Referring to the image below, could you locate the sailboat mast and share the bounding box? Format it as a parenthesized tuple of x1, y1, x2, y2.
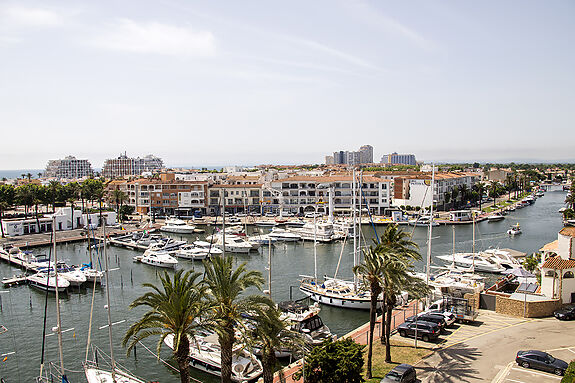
(425, 164, 435, 287)
(352, 169, 357, 291)
(358, 171, 363, 265)
(53, 217, 66, 379)
(472, 212, 476, 271)
(103, 224, 117, 380)
(313, 208, 317, 282)
(222, 188, 226, 257)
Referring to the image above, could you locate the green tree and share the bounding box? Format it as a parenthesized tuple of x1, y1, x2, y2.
(65, 182, 81, 228)
(295, 338, 365, 383)
(451, 187, 459, 209)
(565, 193, 575, 210)
(0, 184, 16, 238)
(247, 302, 304, 383)
(522, 253, 541, 274)
(16, 183, 42, 230)
(374, 224, 429, 362)
(202, 255, 265, 383)
(110, 189, 128, 221)
(562, 360, 575, 383)
(123, 270, 208, 383)
(353, 248, 384, 379)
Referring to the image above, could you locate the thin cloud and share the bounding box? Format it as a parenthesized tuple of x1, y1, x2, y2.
(1, 5, 63, 27)
(92, 19, 216, 57)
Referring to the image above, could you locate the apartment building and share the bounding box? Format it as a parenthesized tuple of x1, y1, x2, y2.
(102, 153, 164, 179)
(208, 184, 263, 215)
(380, 152, 417, 166)
(44, 156, 93, 179)
(269, 175, 392, 215)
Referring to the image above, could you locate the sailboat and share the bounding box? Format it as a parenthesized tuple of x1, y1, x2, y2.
(84, 225, 145, 383)
(299, 170, 377, 310)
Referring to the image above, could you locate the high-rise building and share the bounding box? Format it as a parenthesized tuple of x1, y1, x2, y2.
(102, 153, 164, 179)
(359, 145, 373, 164)
(44, 156, 93, 179)
(381, 152, 417, 166)
(327, 146, 374, 165)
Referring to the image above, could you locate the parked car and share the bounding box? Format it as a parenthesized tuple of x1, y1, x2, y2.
(425, 309, 457, 326)
(397, 321, 440, 342)
(405, 314, 446, 332)
(380, 363, 416, 382)
(553, 305, 575, 321)
(516, 350, 568, 375)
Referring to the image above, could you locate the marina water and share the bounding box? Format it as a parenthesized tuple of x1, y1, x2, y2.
(0, 191, 567, 382)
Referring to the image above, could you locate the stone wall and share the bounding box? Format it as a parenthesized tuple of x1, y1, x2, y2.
(464, 292, 480, 310)
(495, 295, 561, 318)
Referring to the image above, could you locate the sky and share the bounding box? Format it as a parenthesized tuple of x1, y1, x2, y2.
(1, 0, 574, 169)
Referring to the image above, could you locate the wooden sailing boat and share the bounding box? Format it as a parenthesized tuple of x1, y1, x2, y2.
(84, 225, 145, 383)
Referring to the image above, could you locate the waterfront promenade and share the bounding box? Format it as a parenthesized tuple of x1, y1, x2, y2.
(273, 300, 420, 383)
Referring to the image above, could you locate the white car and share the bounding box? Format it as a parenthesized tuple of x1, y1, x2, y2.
(425, 309, 456, 326)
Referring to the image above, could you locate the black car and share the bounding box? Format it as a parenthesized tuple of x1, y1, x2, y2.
(554, 305, 575, 321)
(405, 314, 447, 331)
(381, 363, 417, 382)
(516, 350, 568, 376)
(397, 321, 440, 342)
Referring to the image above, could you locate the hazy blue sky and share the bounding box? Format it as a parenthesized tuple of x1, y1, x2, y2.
(1, 0, 574, 169)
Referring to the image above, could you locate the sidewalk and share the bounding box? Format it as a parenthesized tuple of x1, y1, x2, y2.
(273, 300, 421, 383)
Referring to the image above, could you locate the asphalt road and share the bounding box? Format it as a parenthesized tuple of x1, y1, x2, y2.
(412, 310, 575, 382)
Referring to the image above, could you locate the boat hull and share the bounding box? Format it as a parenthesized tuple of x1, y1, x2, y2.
(299, 286, 374, 310)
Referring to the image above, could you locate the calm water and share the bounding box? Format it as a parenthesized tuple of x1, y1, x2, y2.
(0, 191, 567, 382)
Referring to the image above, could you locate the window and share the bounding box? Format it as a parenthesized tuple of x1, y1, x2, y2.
(545, 270, 557, 277)
(564, 271, 574, 279)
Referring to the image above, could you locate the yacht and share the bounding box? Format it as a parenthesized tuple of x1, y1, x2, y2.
(268, 228, 302, 242)
(80, 264, 104, 284)
(278, 301, 336, 346)
(507, 223, 522, 236)
(299, 276, 376, 310)
(160, 218, 196, 234)
(487, 213, 505, 222)
(408, 216, 439, 227)
(436, 252, 506, 273)
(418, 269, 485, 299)
(55, 264, 87, 286)
(134, 245, 178, 269)
(27, 272, 70, 293)
(170, 243, 220, 261)
(207, 234, 254, 253)
(288, 222, 337, 242)
(481, 248, 521, 269)
(193, 240, 224, 256)
(246, 234, 279, 245)
(164, 333, 263, 382)
(285, 220, 306, 228)
(254, 221, 277, 228)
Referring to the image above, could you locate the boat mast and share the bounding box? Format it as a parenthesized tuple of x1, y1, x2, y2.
(472, 211, 476, 272)
(352, 169, 357, 291)
(53, 217, 67, 381)
(313, 205, 317, 282)
(222, 188, 226, 257)
(103, 224, 117, 381)
(425, 164, 435, 288)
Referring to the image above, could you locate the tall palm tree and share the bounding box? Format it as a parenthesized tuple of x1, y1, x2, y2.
(246, 302, 304, 383)
(111, 189, 128, 221)
(202, 255, 265, 383)
(353, 247, 384, 379)
(373, 224, 426, 362)
(123, 270, 208, 383)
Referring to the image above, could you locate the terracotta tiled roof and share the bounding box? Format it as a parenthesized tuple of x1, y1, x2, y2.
(211, 184, 262, 188)
(540, 240, 558, 252)
(542, 255, 575, 270)
(275, 175, 391, 183)
(559, 226, 575, 237)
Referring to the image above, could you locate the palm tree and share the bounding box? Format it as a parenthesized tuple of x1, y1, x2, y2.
(373, 224, 427, 362)
(123, 270, 208, 383)
(111, 189, 128, 221)
(202, 255, 265, 383)
(353, 247, 384, 379)
(566, 193, 575, 210)
(247, 302, 304, 383)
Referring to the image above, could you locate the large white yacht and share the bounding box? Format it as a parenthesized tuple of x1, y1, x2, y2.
(268, 228, 302, 242)
(288, 222, 337, 242)
(27, 272, 70, 293)
(437, 252, 506, 273)
(299, 276, 376, 310)
(278, 301, 336, 346)
(134, 245, 178, 269)
(164, 333, 263, 382)
(160, 218, 196, 234)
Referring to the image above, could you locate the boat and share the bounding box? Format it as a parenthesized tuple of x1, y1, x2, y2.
(408, 216, 439, 227)
(85, 224, 147, 383)
(268, 228, 302, 242)
(254, 221, 277, 228)
(278, 301, 336, 346)
(418, 269, 485, 299)
(56, 263, 87, 286)
(134, 245, 178, 268)
(160, 218, 196, 234)
(27, 272, 70, 293)
(507, 223, 522, 236)
(193, 240, 224, 256)
(436, 252, 506, 273)
(285, 220, 306, 228)
(246, 234, 279, 245)
(170, 243, 218, 261)
(80, 264, 104, 283)
(207, 234, 255, 253)
(164, 332, 263, 382)
(487, 213, 505, 222)
(288, 222, 337, 242)
(480, 248, 521, 269)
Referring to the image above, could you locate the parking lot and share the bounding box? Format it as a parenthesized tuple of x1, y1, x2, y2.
(409, 311, 575, 382)
(495, 346, 575, 383)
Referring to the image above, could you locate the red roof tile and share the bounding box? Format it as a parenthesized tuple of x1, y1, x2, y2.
(542, 255, 575, 270)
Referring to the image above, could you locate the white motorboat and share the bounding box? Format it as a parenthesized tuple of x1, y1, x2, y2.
(56, 264, 87, 286)
(246, 234, 279, 245)
(192, 240, 224, 256)
(278, 301, 336, 346)
(507, 223, 522, 236)
(288, 222, 336, 242)
(135, 245, 178, 269)
(436, 252, 507, 273)
(254, 221, 277, 228)
(160, 218, 196, 234)
(27, 272, 70, 293)
(170, 244, 211, 261)
(208, 234, 254, 253)
(164, 333, 263, 383)
(417, 269, 485, 299)
(481, 248, 521, 269)
(268, 228, 302, 242)
(285, 220, 306, 228)
(408, 216, 439, 227)
(80, 265, 104, 284)
(487, 213, 505, 222)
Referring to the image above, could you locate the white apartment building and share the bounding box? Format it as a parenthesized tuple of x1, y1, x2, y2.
(269, 175, 392, 215)
(541, 227, 575, 303)
(44, 156, 93, 179)
(102, 153, 164, 179)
